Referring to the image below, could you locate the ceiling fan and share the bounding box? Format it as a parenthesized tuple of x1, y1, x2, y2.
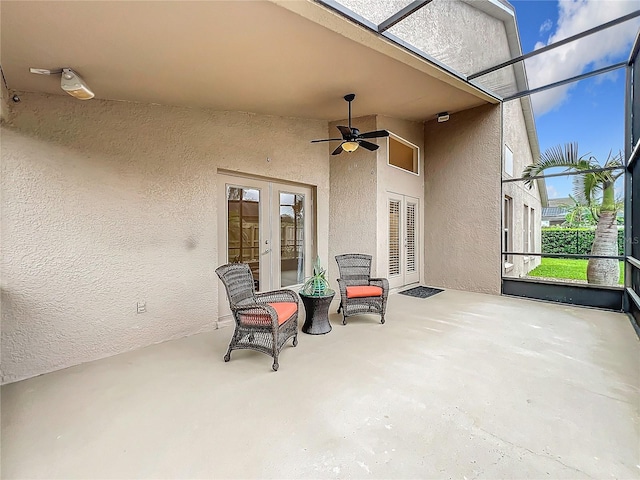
(311, 93, 389, 155)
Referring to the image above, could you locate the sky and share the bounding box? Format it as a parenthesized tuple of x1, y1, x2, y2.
(509, 0, 639, 200)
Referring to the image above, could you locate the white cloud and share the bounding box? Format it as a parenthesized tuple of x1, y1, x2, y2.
(525, 0, 640, 116)
(539, 19, 553, 34)
(546, 185, 560, 198)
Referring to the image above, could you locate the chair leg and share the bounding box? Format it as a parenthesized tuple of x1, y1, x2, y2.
(224, 327, 240, 362)
(293, 334, 298, 347)
(337, 304, 342, 314)
(272, 329, 279, 372)
(342, 313, 347, 325)
(380, 315, 385, 324)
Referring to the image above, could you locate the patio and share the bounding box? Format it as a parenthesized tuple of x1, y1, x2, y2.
(2, 289, 638, 479)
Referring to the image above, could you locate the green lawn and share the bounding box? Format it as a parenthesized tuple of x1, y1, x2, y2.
(527, 258, 624, 285)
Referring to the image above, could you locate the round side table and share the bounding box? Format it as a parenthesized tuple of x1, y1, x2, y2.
(299, 290, 335, 335)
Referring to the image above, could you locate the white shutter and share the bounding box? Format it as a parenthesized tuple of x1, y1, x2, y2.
(389, 200, 401, 276)
(406, 202, 416, 273)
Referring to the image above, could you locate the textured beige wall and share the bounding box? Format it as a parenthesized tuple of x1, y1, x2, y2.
(424, 104, 502, 294)
(327, 116, 378, 288)
(503, 100, 543, 277)
(328, 115, 426, 291)
(0, 78, 9, 123)
(375, 116, 425, 281)
(1, 92, 329, 384)
(338, 0, 513, 75)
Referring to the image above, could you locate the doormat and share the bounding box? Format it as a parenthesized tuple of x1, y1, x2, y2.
(398, 286, 444, 299)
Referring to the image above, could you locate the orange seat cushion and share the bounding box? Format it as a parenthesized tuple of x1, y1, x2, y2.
(346, 286, 384, 299)
(268, 302, 298, 325)
(240, 302, 297, 326)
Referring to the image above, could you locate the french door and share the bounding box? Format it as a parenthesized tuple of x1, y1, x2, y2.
(217, 174, 313, 318)
(388, 193, 420, 289)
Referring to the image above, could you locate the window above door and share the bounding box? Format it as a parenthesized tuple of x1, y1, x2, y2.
(387, 133, 420, 175)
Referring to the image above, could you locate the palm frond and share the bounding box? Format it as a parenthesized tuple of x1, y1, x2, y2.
(521, 142, 594, 188)
(572, 172, 601, 206)
(603, 150, 625, 182)
(603, 150, 624, 169)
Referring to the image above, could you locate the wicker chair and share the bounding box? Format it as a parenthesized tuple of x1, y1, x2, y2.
(335, 253, 389, 325)
(215, 263, 299, 371)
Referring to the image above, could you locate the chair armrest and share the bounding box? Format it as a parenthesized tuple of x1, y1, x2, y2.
(336, 278, 347, 300)
(369, 278, 389, 295)
(255, 289, 299, 304)
(234, 304, 278, 328)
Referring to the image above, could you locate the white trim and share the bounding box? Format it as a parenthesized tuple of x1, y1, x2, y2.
(386, 132, 420, 176)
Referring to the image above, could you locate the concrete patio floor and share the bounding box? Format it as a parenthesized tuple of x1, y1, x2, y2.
(2, 289, 639, 479)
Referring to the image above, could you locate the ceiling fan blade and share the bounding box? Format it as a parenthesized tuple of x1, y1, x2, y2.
(359, 129, 390, 139)
(331, 143, 344, 155)
(358, 140, 379, 151)
(336, 125, 352, 139)
(310, 138, 343, 143)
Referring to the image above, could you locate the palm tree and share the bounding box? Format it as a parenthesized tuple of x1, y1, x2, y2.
(522, 143, 624, 286)
(560, 195, 595, 228)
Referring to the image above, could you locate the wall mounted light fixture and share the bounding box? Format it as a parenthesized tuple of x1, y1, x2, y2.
(30, 67, 95, 100)
(437, 112, 450, 123)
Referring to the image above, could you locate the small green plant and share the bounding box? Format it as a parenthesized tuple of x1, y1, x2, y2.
(301, 256, 332, 296)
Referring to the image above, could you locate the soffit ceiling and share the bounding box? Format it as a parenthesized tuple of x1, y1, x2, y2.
(1, 0, 491, 122)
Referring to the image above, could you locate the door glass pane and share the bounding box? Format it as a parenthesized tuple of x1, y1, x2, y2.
(389, 200, 401, 276)
(227, 186, 260, 290)
(406, 202, 416, 273)
(280, 192, 305, 287)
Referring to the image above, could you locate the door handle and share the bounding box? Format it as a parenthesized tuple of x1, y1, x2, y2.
(261, 248, 272, 256)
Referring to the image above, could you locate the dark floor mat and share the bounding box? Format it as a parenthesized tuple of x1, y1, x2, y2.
(398, 286, 444, 299)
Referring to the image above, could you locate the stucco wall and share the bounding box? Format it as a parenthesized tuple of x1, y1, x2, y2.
(1, 92, 329, 384)
(337, 0, 513, 75)
(423, 104, 502, 294)
(0, 79, 10, 123)
(327, 115, 378, 288)
(327, 114, 426, 289)
(502, 99, 543, 277)
(375, 116, 425, 283)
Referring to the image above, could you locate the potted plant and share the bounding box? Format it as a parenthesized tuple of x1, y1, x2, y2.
(300, 256, 335, 335)
(301, 256, 333, 296)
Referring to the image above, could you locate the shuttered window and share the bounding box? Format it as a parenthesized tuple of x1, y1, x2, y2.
(389, 200, 401, 276)
(406, 202, 416, 273)
(523, 204, 529, 253)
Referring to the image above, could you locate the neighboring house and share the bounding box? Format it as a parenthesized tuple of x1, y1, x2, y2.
(1, 0, 546, 383)
(542, 197, 572, 226)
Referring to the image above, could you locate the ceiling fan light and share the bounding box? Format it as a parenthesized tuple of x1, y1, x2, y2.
(342, 141, 359, 153)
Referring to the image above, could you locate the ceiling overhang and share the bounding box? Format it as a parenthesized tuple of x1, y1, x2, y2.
(0, 0, 497, 122)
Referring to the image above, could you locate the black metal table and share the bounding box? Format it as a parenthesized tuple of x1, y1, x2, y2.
(300, 290, 335, 335)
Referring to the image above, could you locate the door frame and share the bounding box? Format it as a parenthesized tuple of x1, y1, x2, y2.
(387, 192, 420, 289)
(217, 173, 314, 321)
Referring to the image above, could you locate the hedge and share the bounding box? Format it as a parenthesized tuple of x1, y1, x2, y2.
(541, 228, 624, 256)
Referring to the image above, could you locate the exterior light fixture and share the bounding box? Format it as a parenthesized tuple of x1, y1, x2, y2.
(342, 141, 359, 152)
(30, 67, 95, 100)
(60, 68, 94, 100)
(437, 112, 450, 123)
